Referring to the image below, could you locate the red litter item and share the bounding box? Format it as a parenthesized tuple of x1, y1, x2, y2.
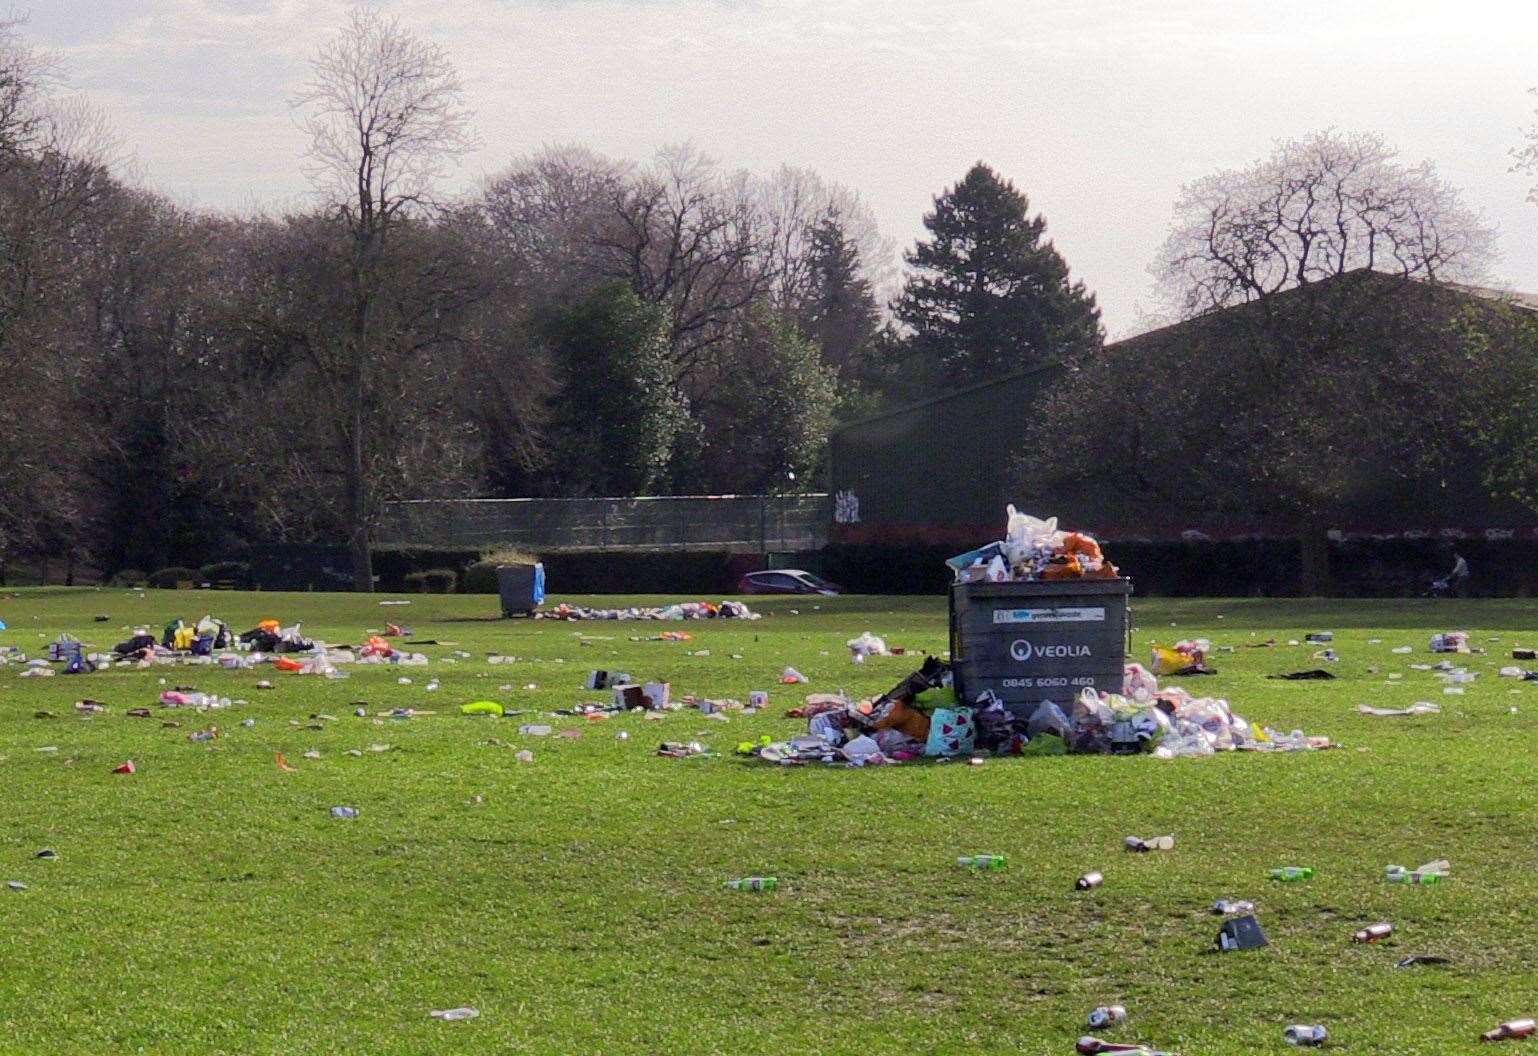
(1077, 1038, 1153, 1055)
(112, 760, 136, 774)
(273, 656, 303, 673)
(1483, 1020, 1537, 1042)
(1353, 922, 1393, 943)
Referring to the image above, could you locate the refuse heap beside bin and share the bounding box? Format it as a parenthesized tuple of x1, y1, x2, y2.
(949, 577, 1132, 717)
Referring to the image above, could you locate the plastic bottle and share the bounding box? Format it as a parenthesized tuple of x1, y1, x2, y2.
(1087, 1005, 1127, 1029)
(1076, 872, 1104, 890)
(957, 855, 1007, 869)
(329, 806, 359, 819)
(430, 1007, 479, 1022)
(725, 877, 778, 892)
(1284, 1025, 1328, 1046)
(1482, 1020, 1536, 1042)
(1270, 866, 1314, 882)
(518, 724, 552, 736)
(1353, 922, 1393, 943)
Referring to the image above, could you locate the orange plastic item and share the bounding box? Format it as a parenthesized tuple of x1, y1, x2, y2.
(275, 752, 297, 773)
(273, 656, 303, 672)
(1041, 555, 1088, 581)
(112, 760, 136, 774)
(1058, 532, 1104, 563)
(257, 619, 280, 633)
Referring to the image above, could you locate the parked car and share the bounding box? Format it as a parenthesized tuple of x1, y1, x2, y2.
(737, 569, 845, 595)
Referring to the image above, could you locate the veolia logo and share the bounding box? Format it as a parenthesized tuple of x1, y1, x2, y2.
(1010, 640, 1091, 661)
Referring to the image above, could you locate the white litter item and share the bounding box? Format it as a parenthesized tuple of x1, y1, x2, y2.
(842, 735, 882, 765)
(780, 666, 808, 684)
(847, 632, 888, 662)
(1357, 702, 1440, 717)
(430, 1007, 479, 1021)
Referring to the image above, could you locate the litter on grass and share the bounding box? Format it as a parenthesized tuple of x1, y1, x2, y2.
(1358, 703, 1440, 717)
(749, 656, 1329, 766)
(538, 601, 758, 621)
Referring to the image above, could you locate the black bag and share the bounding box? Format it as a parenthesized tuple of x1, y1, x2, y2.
(114, 634, 156, 656)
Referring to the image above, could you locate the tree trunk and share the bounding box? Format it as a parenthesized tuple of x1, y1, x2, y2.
(1298, 522, 1333, 597)
(345, 396, 373, 593)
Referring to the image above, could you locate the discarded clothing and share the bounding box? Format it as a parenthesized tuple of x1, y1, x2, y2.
(1268, 669, 1337, 681)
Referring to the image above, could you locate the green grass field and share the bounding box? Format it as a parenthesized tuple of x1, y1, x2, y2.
(3, 588, 1538, 1054)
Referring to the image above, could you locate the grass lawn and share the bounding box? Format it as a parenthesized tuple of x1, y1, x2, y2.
(3, 588, 1538, 1054)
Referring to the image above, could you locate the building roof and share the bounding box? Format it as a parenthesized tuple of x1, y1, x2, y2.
(833, 269, 1538, 439)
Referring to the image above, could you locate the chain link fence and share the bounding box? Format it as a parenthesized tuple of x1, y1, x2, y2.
(377, 494, 830, 553)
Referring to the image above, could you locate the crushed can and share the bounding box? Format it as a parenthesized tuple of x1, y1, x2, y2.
(1076, 871, 1104, 890)
(1212, 898, 1255, 915)
(1088, 1005, 1127, 1029)
(1284, 1024, 1328, 1046)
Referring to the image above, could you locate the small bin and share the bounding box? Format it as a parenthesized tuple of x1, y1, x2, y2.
(949, 578, 1131, 717)
(498, 562, 546, 617)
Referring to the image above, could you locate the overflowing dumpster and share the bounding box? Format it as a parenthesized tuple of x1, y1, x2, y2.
(498, 562, 546, 617)
(949, 577, 1132, 717)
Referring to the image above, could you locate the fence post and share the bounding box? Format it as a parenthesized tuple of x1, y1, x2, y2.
(601, 503, 609, 549)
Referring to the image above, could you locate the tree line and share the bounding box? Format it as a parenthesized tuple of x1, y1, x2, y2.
(4, 8, 1533, 595)
(0, 11, 1101, 589)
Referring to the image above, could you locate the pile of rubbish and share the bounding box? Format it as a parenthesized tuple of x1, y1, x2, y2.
(538, 601, 760, 622)
(752, 659, 1328, 766)
(8, 618, 431, 678)
(947, 506, 1119, 584)
(1429, 631, 1479, 654)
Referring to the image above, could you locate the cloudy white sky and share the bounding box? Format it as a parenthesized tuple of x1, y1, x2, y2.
(22, 0, 1538, 335)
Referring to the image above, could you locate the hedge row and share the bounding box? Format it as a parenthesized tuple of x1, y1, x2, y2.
(823, 537, 1538, 596)
(370, 547, 781, 595)
(213, 536, 1538, 597)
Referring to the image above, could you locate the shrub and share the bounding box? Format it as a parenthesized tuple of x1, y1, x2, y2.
(481, 548, 539, 567)
(109, 568, 147, 587)
(372, 547, 480, 592)
(147, 566, 202, 589)
(199, 560, 251, 586)
(405, 568, 458, 594)
(461, 560, 499, 595)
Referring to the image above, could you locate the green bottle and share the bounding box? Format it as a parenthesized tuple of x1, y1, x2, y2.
(1270, 866, 1314, 882)
(957, 854, 1007, 869)
(725, 877, 778, 892)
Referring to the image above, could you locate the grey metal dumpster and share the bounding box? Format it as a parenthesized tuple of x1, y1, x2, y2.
(949, 578, 1131, 717)
(497, 562, 546, 617)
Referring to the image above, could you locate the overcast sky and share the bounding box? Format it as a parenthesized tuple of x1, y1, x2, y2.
(23, 0, 1538, 335)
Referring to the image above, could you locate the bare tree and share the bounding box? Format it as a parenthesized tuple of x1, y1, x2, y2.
(589, 144, 768, 383)
(1158, 130, 1491, 318)
(1046, 131, 1498, 594)
(0, 15, 52, 156)
(292, 6, 475, 590)
(754, 164, 895, 312)
(479, 144, 633, 302)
